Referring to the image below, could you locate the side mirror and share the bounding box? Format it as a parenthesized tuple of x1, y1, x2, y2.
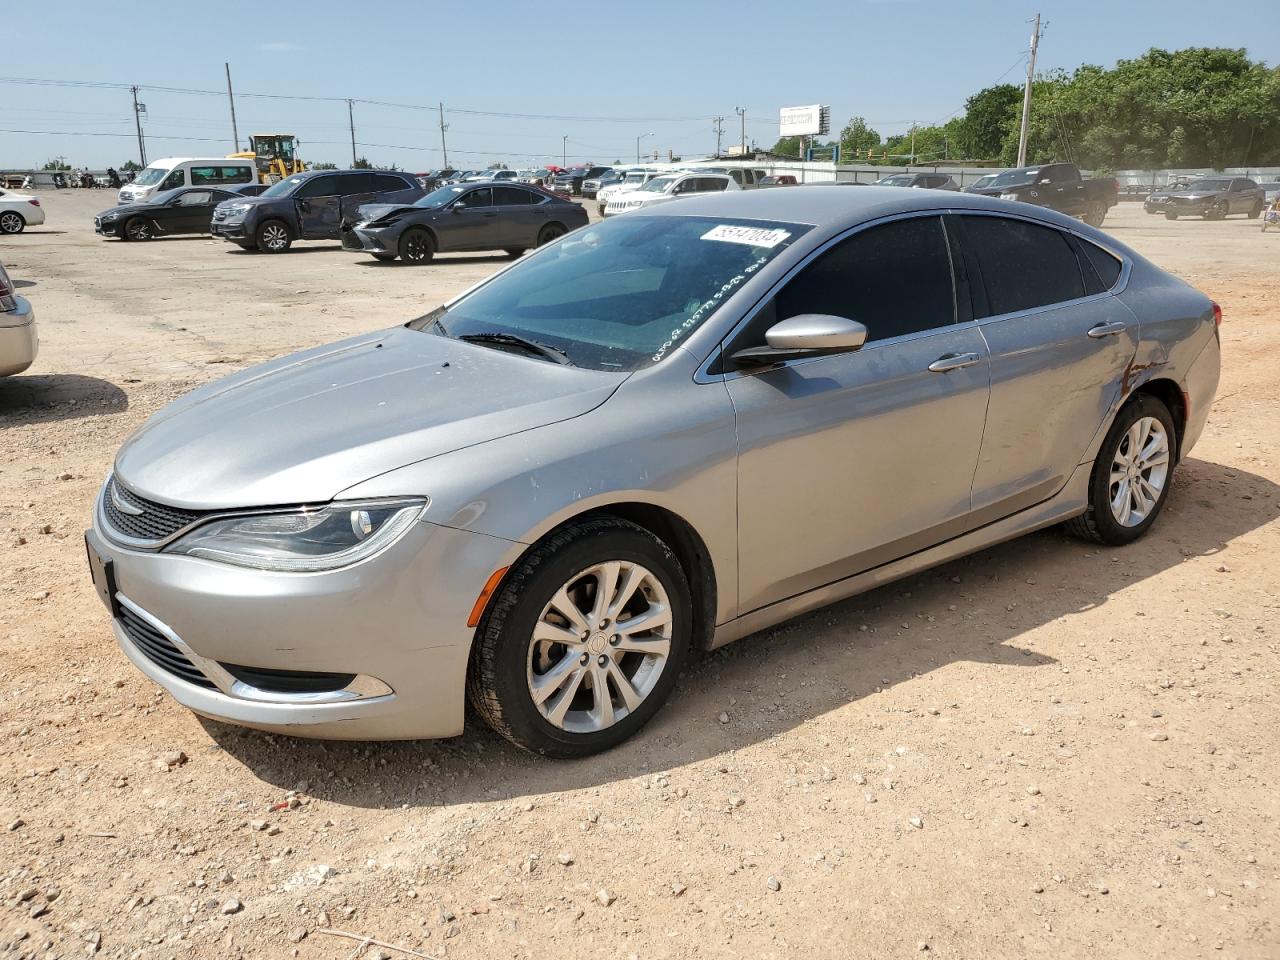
(730, 314, 868, 367)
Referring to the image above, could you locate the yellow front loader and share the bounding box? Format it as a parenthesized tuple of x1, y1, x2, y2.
(229, 134, 304, 184)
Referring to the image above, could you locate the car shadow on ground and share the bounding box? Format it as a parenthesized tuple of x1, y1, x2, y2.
(206, 456, 1278, 807)
(0, 373, 128, 426)
(12, 279, 35, 288)
(353, 254, 516, 268)
(223, 244, 344, 255)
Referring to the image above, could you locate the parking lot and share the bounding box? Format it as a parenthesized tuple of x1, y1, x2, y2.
(2, 190, 1279, 959)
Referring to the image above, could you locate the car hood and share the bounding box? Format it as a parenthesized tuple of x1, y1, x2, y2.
(354, 202, 427, 223)
(114, 326, 627, 510)
(97, 202, 157, 217)
(1169, 190, 1223, 199)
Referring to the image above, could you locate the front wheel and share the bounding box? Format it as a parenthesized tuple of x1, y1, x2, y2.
(1207, 201, 1228, 221)
(255, 220, 292, 253)
(1165, 211, 1179, 220)
(1083, 201, 1107, 228)
(0, 211, 25, 234)
(124, 217, 152, 241)
(1065, 395, 1177, 546)
(504, 248, 526, 259)
(467, 517, 693, 758)
(398, 227, 435, 264)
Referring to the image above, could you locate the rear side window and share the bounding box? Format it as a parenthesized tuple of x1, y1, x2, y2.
(961, 216, 1085, 317)
(340, 173, 375, 194)
(1077, 239, 1122, 292)
(371, 173, 409, 192)
(494, 187, 535, 205)
(775, 215, 955, 343)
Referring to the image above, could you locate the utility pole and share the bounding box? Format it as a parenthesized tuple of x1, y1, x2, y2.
(713, 116, 724, 158)
(1017, 12, 1042, 167)
(438, 102, 449, 168)
(735, 107, 746, 156)
(562, 135, 568, 168)
(910, 122, 916, 165)
(346, 99, 357, 167)
(130, 85, 147, 167)
(224, 62, 239, 153)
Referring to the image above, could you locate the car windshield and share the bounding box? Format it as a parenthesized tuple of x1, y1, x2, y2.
(131, 166, 170, 187)
(639, 176, 677, 193)
(877, 175, 912, 186)
(622, 173, 648, 186)
(407, 215, 810, 371)
(1186, 179, 1230, 192)
(414, 185, 468, 207)
(260, 175, 308, 198)
(971, 175, 995, 187)
(989, 168, 1040, 188)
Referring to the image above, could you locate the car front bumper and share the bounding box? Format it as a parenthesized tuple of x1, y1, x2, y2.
(94, 217, 122, 236)
(342, 224, 399, 254)
(0, 295, 38, 376)
(210, 220, 250, 241)
(86, 504, 519, 740)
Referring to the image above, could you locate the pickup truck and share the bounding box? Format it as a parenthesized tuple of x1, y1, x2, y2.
(966, 162, 1119, 227)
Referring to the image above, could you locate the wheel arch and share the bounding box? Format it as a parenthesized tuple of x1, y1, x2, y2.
(1129, 377, 1187, 462)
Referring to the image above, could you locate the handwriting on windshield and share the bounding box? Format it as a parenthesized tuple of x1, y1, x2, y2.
(651, 255, 769, 363)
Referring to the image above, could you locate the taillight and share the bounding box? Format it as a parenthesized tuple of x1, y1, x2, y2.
(27, 198, 40, 207)
(0, 273, 14, 312)
(1212, 301, 1222, 328)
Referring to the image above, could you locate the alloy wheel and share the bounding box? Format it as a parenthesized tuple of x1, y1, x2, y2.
(1108, 416, 1170, 527)
(261, 223, 289, 251)
(0, 212, 23, 234)
(126, 219, 151, 241)
(403, 231, 431, 262)
(527, 561, 672, 733)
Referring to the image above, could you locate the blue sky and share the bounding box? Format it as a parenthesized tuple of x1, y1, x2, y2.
(2, 0, 1278, 170)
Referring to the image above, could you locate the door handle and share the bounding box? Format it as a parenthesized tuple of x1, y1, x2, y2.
(927, 352, 981, 373)
(1087, 321, 1127, 339)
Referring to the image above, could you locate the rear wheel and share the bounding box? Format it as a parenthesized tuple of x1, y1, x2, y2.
(1082, 201, 1107, 228)
(124, 217, 152, 241)
(255, 220, 292, 253)
(467, 517, 692, 758)
(536, 222, 567, 247)
(1248, 201, 1264, 219)
(1165, 211, 1179, 220)
(504, 248, 525, 259)
(0, 211, 25, 234)
(398, 227, 435, 264)
(1065, 394, 1177, 546)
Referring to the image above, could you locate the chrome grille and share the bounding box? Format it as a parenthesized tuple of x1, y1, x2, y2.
(102, 475, 206, 544)
(118, 604, 216, 689)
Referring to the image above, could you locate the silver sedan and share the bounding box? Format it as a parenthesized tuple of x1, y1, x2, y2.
(86, 188, 1221, 757)
(0, 259, 37, 376)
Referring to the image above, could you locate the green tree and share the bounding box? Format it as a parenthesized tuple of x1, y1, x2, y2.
(948, 83, 1022, 160)
(353, 156, 372, 169)
(838, 117, 881, 161)
(310, 161, 337, 170)
(41, 158, 71, 171)
(121, 160, 141, 173)
(769, 135, 803, 158)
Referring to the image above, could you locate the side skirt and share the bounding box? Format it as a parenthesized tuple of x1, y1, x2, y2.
(709, 461, 1091, 650)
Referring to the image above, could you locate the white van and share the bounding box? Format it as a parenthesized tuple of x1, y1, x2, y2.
(118, 157, 257, 205)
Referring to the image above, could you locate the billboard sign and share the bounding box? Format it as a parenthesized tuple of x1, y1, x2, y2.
(779, 104, 830, 137)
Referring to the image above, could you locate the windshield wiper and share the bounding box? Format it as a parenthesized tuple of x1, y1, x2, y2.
(458, 332, 573, 365)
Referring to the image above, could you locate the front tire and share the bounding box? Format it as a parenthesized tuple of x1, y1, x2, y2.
(255, 220, 292, 253)
(504, 248, 526, 259)
(0, 211, 25, 234)
(1165, 211, 1179, 220)
(467, 517, 693, 758)
(1065, 395, 1177, 546)
(398, 227, 435, 264)
(124, 217, 153, 241)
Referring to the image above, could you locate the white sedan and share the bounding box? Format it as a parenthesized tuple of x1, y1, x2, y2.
(0, 189, 46, 234)
(603, 173, 738, 216)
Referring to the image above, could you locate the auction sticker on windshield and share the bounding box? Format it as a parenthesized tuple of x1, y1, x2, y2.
(701, 225, 791, 248)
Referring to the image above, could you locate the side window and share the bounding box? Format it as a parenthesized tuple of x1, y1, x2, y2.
(340, 173, 375, 195)
(774, 216, 955, 344)
(493, 187, 534, 205)
(161, 168, 185, 190)
(1077, 239, 1123, 292)
(962, 216, 1085, 316)
(1242, 179, 1259, 190)
(295, 175, 340, 199)
(175, 190, 212, 206)
(729, 170, 744, 184)
(209, 189, 239, 203)
(222, 166, 253, 184)
(457, 187, 493, 208)
(371, 173, 408, 193)
(189, 166, 218, 185)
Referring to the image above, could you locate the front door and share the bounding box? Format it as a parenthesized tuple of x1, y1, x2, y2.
(955, 214, 1139, 521)
(446, 187, 497, 250)
(726, 215, 991, 613)
(338, 173, 377, 230)
(293, 174, 342, 239)
(169, 190, 216, 232)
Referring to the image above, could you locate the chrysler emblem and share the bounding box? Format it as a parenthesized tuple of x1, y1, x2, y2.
(110, 484, 145, 516)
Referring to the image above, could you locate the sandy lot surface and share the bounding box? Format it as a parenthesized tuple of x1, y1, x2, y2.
(1, 193, 1277, 960)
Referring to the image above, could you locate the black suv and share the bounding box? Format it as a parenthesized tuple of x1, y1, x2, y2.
(210, 170, 423, 252)
(552, 165, 611, 197)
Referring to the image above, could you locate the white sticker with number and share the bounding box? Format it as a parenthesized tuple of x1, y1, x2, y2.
(700, 225, 791, 248)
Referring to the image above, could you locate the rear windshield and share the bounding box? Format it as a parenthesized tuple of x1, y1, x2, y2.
(408, 215, 810, 371)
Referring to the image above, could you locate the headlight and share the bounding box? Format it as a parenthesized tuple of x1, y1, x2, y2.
(101, 213, 118, 221)
(224, 203, 251, 216)
(167, 498, 426, 572)
(1000, 192, 1019, 200)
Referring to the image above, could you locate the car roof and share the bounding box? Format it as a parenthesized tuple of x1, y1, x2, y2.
(633, 184, 1077, 228)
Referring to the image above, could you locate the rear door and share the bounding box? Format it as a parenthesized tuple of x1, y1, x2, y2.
(493, 186, 542, 248)
(956, 213, 1138, 522)
(294, 175, 342, 239)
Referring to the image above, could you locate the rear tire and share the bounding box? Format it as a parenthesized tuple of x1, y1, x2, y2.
(255, 220, 292, 253)
(504, 248, 525, 259)
(536, 222, 567, 246)
(0, 211, 25, 234)
(398, 227, 435, 264)
(1083, 201, 1107, 228)
(1248, 201, 1264, 219)
(1165, 211, 1179, 220)
(467, 517, 693, 758)
(1065, 394, 1177, 546)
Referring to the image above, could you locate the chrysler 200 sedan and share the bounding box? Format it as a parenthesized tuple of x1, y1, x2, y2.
(86, 188, 1221, 758)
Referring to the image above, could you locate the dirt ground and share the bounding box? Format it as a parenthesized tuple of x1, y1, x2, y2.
(1, 192, 1278, 960)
